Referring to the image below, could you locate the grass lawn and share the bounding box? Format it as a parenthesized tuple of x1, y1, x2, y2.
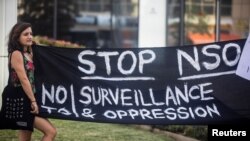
(0, 119, 174, 141)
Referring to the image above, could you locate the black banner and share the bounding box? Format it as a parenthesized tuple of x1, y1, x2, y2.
(33, 39, 250, 125)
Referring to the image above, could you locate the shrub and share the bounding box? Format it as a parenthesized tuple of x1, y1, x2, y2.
(155, 125, 207, 141)
(33, 36, 85, 48)
(184, 126, 207, 141)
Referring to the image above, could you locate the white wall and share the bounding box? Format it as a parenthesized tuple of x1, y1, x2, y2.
(138, 0, 167, 47)
(0, 0, 17, 108)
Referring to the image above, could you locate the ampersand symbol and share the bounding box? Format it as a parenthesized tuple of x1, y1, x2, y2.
(81, 108, 96, 119)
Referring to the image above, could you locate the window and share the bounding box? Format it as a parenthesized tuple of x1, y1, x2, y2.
(221, 0, 232, 16)
(18, 0, 249, 48)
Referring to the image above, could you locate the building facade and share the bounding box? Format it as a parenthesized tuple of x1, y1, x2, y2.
(1, 0, 250, 106)
(0, 0, 17, 107)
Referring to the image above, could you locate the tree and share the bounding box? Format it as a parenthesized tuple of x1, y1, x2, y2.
(18, 0, 79, 40)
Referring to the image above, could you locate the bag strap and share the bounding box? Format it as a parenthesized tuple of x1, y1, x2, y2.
(7, 51, 26, 85)
(7, 53, 13, 85)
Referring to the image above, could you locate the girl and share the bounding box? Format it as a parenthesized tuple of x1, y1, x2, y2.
(5, 22, 57, 141)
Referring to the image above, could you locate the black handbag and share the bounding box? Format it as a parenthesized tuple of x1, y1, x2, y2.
(0, 85, 34, 131)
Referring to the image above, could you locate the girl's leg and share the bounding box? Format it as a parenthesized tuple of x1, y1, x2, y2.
(18, 130, 32, 141)
(33, 116, 57, 141)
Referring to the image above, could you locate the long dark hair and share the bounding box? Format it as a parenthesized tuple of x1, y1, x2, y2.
(8, 22, 32, 53)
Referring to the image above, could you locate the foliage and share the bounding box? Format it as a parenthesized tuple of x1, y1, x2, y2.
(18, 0, 79, 39)
(33, 36, 85, 48)
(184, 126, 208, 141)
(159, 125, 186, 133)
(185, 14, 211, 35)
(156, 125, 207, 141)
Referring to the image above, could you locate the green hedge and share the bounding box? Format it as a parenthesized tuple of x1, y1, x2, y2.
(155, 125, 207, 141)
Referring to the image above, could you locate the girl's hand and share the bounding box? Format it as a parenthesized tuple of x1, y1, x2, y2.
(31, 101, 39, 114)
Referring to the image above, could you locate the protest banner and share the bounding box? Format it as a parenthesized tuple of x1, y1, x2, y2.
(33, 39, 250, 124)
